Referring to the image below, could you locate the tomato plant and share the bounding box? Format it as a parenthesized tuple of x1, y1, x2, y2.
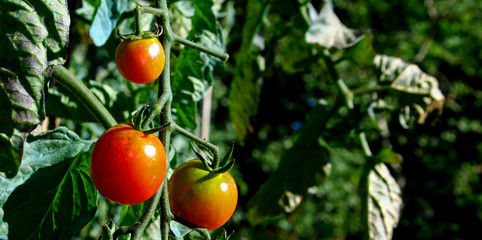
(168, 159, 238, 230)
(115, 37, 166, 84)
(90, 123, 167, 205)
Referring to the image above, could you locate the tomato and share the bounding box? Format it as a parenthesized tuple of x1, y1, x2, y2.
(168, 159, 238, 230)
(90, 123, 166, 205)
(115, 37, 165, 84)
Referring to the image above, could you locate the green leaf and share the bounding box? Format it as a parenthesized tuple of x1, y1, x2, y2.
(0, 0, 70, 178)
(360, 163, 402, 240)
(305, 0, 364, 49)
(375, 148, 403, 165)
(373, 55, 445, 127)
(0, 127, 97, 239)
(118, 202, 148, 227)
(172, 0, 224, 129)
(228, 0, 268, 142)
(89, 0, 130, 47)
(247, 105, 331, 224)
(344, 33, 376, 66)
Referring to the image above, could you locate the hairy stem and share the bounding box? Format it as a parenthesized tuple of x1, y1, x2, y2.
(156, 1, 173, 239)
(51, 65, 117, 129)
(173, 34, 229, 62)
(172, 122, 221, 168)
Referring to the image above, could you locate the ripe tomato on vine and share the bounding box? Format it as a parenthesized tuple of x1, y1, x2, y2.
(90, 123, 167, 205)
(115, 37, 165, 84)
(168, 159, 238, 230)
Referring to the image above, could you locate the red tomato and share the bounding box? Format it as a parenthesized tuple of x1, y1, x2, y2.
(115, 37, 165, 84)
(168, 159, 238, 230)
(90, 123, 166, 205)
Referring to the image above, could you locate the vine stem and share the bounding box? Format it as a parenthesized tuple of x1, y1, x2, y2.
(351, 85, 392, 95)
(173, 34, 229, 62)
(51, 65, 117, 129)
(155, 1, 173, 240)
(320, 49, 374, 159)
(172, 122, 221, 169)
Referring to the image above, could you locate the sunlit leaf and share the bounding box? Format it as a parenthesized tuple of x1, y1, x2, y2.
(0, 128, 96, 239)
(361, 163, 402, 240)
(89, 0, 130, 46)
(0, 0, 70, 178)
(374, 55, 445, 127)
(305, 0, 364, 49)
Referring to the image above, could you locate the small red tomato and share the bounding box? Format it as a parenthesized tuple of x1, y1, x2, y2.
(115, 37, 165, 84)
(90, 123, 166, 205)
(168, 160, 238, 230)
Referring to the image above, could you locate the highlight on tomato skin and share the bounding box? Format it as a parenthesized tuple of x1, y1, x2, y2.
(168, 159, 238, 231)
(90, 123, 167, 205)
(115, 37, 166, 84)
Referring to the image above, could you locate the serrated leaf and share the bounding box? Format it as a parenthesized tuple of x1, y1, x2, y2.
(0, 127, 96, 239)
(373, 55, 445, 126)
(361, 163, 402, 240)
(228, 0, 268, 142)
(247, 105, 331, 224)
(89, 0, 130, 47)
(172, 0, 224, 129)
(0, 0, 70, 178)
(305, 0, 364, 49)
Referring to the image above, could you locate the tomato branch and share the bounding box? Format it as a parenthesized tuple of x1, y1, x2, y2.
(172, 122, 221, 169)
(51, 65, 117, 129)
(173, 34, 229, 62)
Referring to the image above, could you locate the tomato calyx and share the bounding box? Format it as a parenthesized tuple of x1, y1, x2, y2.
(130, 104, 170, 133)
(191, 142, 235, 174)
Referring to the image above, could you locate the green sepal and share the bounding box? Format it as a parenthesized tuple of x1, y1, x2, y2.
(99, 219, 116, 240)
(190, 142, 213, 172)
(193, 228, 211, 240)
(219, 142, 235, 169)
(213, 158, 235, 174)
(131, 105, 150, 131)
(143, 122, 171, 135)
(131, 105, 162, 132)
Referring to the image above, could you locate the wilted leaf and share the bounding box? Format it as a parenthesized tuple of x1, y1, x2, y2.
(361, 163, 402, 240)
(374, 55, 445, 127)
(0, 0, 70, 178)
(367, 100, 394, 136)
(0, 127, 96, 239)
(89, 0, 130, 46)
(247, 105, 331, 224)
(305, 0, 364, 49)
(172, 0, 224, 129)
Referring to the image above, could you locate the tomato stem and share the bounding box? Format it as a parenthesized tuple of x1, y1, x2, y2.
(172, 122, 221, 169)
(173, 34, 229, 62)
(134, 6, 142, 37)
(51, 65, 117, 129)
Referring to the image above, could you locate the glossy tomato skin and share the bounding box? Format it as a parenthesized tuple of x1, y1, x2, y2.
(168, 160, 238, 230)
(115, 37, 165, 84)
(91, 123, 166, 205)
